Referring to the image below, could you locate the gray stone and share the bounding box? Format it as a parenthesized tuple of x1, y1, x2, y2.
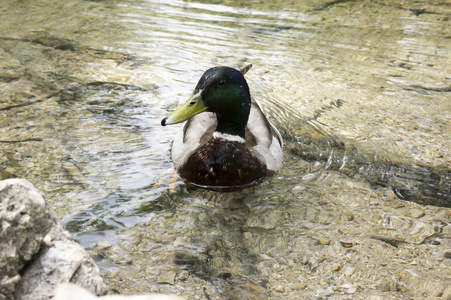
(0, 179, 106, 300)
(0, 179, 56, 299)
(15, 228, 106, 299)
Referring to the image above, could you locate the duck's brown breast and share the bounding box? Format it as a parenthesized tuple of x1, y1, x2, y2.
(178, 138, 274, 190)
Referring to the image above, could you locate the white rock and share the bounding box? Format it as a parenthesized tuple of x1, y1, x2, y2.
(53, 283, 186, 300)
(0, 179, 106, 300)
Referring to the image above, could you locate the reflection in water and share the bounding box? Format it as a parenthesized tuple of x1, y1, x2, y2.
(174, 192, 268, 300)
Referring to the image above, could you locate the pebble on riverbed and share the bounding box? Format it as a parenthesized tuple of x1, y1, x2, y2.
(157, 270, 177, 285)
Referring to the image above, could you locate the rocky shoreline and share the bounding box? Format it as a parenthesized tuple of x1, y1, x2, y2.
(0, 179, 183, 300)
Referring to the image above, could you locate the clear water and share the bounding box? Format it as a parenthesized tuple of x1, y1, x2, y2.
(0, 0, 450, 298)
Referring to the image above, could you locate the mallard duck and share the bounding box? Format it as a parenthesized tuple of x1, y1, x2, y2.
(161, 64, 283, 191)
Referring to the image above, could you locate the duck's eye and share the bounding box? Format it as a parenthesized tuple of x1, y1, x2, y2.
(217, 78, 227, 88)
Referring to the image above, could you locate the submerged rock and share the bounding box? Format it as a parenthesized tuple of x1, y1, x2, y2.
(0, 179, 106, 300)
(156, 271, 177, 285)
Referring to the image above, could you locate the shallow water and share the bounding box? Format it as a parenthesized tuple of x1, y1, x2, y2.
(1, 0, 450, 299)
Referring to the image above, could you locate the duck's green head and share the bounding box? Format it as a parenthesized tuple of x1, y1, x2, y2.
(162, 65, 253, 137)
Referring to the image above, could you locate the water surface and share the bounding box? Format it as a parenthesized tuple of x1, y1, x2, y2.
(0, 0, 450, 299)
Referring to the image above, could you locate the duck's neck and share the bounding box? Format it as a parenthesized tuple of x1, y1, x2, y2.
(215, 117, 246, 139)
(210, 87, 251, 139)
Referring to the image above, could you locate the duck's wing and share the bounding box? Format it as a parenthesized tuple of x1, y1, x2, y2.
(245, 98, 283, 171)
(171, 112, 216, 169)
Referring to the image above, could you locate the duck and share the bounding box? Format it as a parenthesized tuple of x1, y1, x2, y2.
(161, 64, 283, 191)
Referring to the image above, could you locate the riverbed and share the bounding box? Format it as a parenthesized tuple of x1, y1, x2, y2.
(0, 0, 450, 299)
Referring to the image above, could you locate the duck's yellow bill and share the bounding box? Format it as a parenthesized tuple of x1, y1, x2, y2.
(161, 91, 207, 126)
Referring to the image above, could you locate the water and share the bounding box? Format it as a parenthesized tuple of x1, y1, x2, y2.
(0, 0, 450, 299)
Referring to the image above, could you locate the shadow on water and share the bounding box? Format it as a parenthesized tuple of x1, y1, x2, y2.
(290, 127, 451, 207)
(262, 96, 451, 207)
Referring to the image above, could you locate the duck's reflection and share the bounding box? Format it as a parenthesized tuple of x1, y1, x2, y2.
(174, 191, 268, 300)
